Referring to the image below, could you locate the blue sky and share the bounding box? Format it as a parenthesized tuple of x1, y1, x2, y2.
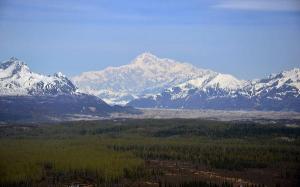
(0, 0, 300, 79)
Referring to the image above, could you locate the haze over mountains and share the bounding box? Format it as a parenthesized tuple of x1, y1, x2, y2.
(0, 53, 299, 117)
(74, 53, 300, 111)
(73, 53, 216, 105)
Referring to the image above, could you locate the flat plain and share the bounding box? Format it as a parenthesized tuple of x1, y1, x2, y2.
(1, 117, 299, 186)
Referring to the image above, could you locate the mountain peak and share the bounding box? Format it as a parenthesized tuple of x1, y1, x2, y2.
(0, 57, 30, 75)
(132, 52, 159, 65)
(73, 53, 215, 105)
(9, 57, 19, 61)
(282, 67, 300, 75)
(138, 52, 157, 59)
(266, 68, 300, 80)
(0, 57, 79, 96)
(54, 72, 66, 78)
(1, 57, 25, 65)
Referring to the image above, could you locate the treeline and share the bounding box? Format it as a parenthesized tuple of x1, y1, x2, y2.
(2, 119, 300, 139)
(86, 119, 300, 138)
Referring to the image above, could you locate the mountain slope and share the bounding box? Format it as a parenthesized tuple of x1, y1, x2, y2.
(128, 68, 300, 111)
(73, 53, 215, 105)
(0, 58, 138, 122)
(249, 68, 300, 111)
(0, 57, 77, 96)
(74, 52, 300, 111)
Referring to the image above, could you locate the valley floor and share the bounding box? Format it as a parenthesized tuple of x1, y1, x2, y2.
(0, 118, 299, 186)
(111, 108, 300, 122)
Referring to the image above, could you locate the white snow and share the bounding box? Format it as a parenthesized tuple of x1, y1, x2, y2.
(73, 52, 215, 105)
(3, 55, 299, 106)
(73, 53, 300, 104)
(251, 68, 300, 97)
(204, 74, 247, 90)
(0, 57, 77, 96)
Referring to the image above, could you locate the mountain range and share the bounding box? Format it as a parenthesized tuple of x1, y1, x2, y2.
(1, 54, 299, 118)
(73, 53, 300, 112)
(73, 53, 214, 105)
(0, 57, 136, 122)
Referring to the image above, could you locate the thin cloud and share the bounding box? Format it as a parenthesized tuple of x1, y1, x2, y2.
(213, 0, 300, 12)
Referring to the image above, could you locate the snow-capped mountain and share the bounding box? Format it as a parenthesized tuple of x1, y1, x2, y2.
(74, 52, 300, 111)
(249, 68, 300, 99)
(247, 68, 300, 111)
(73, 52, 215, 105)
(128, 68, 300, 111)
(0, 57, 77, 96)
(0, 57, 138, 122)
(1, 55, 299, 112)
(167, 73, 248, 100)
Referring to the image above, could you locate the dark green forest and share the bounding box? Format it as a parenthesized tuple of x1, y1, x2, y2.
(0, 119, 299, 186)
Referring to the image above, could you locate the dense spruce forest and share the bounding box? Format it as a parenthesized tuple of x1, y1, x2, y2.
(0, 119, 300, 187)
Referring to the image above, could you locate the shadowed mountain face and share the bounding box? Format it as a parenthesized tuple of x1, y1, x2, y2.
(0, 95, 112, 121)
(0, 58, 138, 122)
